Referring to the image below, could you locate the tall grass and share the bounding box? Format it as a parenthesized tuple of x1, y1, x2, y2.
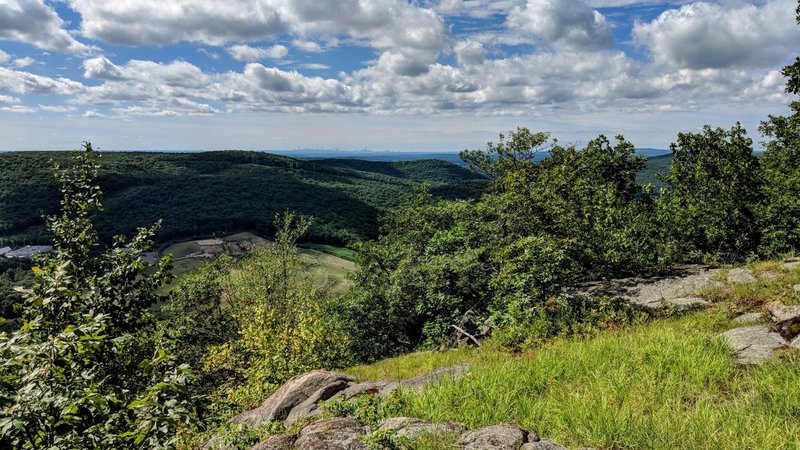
(376, 311, 800, 449)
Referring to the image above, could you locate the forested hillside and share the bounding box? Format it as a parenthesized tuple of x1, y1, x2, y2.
(0, 151, 485, 246)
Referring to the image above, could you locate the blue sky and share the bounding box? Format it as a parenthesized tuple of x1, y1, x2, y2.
(0, 0, 799, 151)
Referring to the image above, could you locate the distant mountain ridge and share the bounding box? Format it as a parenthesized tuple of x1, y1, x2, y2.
(0, 149, 674, 247)
(0, 151, 486, 247)
(272, 148, 671, 166)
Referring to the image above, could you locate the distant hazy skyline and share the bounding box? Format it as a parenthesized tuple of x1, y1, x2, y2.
(1, 0, 798, 151)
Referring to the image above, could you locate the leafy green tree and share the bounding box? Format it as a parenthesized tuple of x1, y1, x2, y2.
(657, 123, 762, 262)
(757, 2, 800, 255)
(0, 143, 193, 449)
(159, 258, 238, 413)
(199, 212, 351, 413)
(338, 187, 490, 360)
(340, 129, 654, 358)
(460, 128, 552, 181)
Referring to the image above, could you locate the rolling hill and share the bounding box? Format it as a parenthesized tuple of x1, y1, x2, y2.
(0, 151, 487, 247)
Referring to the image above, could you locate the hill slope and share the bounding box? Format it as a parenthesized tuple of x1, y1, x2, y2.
(340, 260, 800, 450)
(0, 151, 486, 246)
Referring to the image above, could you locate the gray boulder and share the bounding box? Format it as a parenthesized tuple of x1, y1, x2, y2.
(231, 371, 353, 427)
(328, 380, 399, 402)
(791, 335, 800, 350)
(792, 284, 800, 292)
(459, 424, 531, 450)
(720, 326, 787, 364)
(294, 418, 369, 450)
(378, 417, 466, 439)
(766, 301, 800, 339)
(521, 439, 568, 450)
(760, 270, 780, 280)
(782, 258, 800, 270)
(732, 312, 762, 324)
(620, 269, 720, 312)
(727, 268, 756, 284)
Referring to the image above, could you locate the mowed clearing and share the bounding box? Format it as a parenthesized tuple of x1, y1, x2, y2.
(161, 232, 355, 295)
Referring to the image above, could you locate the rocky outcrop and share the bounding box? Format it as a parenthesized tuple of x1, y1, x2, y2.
(732, 312, 762, 324)
(397, 363, 471, 390)
(521, 439, 568, 450)
(783, 258, 800, 270)
(760, 270, 780, 280)
(663, 297, 710, 313)
(459, 424, 532, 450)
(231, 371, 354, 427)
(240, 417, 575, 450)
(767, 301, 800, 339)
(250, 433, 296, 450)
(720, 326, 788, 364)
(577, 265, 719, 313)
(202, 366, 586, 450)
(727, 268, 756, 284)
(228, 364, 473, 431)
(293, 418, 370, 450)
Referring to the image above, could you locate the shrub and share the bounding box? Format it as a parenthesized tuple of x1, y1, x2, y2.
(0, 143, 193, 449)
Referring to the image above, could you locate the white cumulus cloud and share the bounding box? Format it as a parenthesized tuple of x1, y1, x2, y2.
(634, 0, 800, 69)
(507, 0, 613, 50)
(13, 56, 35, 68)
(0, 0, 91, 54)
(0, 66, 86, 95)
(227, 44, 289, 62)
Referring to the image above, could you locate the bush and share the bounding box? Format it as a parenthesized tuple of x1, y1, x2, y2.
(0, 144, 193, 449)
(161, 212, 353, 419)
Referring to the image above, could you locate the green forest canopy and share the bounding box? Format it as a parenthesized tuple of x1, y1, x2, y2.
(0, 151, 487, 247)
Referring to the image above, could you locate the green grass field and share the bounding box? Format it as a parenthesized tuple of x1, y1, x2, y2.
(298, 242, 359, 262)
(159, 233, 355, 296)
(297, 247, 355, 296)
(344, 262, 800, 450)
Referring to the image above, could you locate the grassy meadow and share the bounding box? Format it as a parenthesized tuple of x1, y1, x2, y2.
(342, 262, 800, 450)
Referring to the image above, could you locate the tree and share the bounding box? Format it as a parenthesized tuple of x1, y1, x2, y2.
(339, 129, 654, 357)
(199, 212, 351, 413)
(757, 1, 800, 255)
(657, 124, 762, 262)
(337, 187, 490, 360)
(0, 143, 193, 449)
(460, 128, 553, 182)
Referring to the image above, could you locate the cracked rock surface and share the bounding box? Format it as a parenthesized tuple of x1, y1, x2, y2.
(720, 326, 787, 364)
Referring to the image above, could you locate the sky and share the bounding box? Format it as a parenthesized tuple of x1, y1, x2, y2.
(0, 0, 799, 151)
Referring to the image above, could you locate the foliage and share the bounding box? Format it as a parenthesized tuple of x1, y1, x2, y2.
(0, 151, 485, 247)
(656, 123, 762, 262)
(338, 130, 657, 359)
(336, 188, 491, 360)
(158, 258, 238, 412)
(161, 212, 353, 419)
(0, 258, 32, 330)
(491, 295, 645, 351)
(459, 127, 552, 181)
(757, 4, 800, 256)
(0, 143, 194, 449)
